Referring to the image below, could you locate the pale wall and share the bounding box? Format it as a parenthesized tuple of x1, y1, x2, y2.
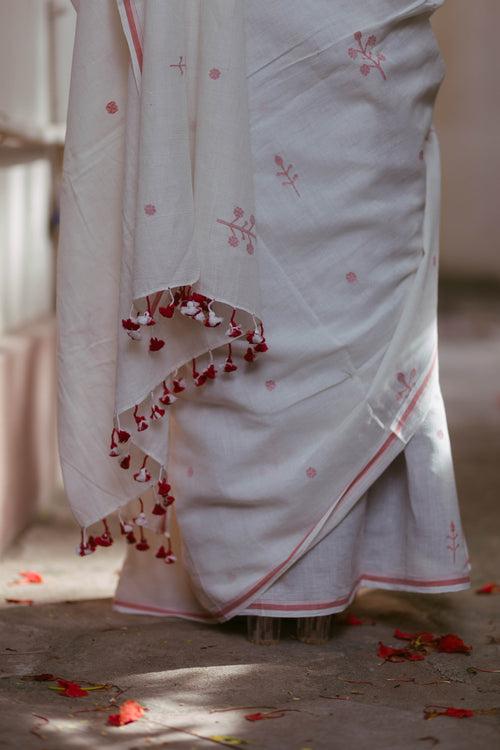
(433, 0, 500, 280)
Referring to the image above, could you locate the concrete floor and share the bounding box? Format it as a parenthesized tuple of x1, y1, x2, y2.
(1, 283, 499, 750)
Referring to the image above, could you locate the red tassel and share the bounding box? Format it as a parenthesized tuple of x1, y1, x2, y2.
(152, 502, 167, 516)
(204, 363, 217, 380)
(164, 540, 176, 565)
(150, 404, 165, 421)
(226, 309, 242, 338)
(149, 337, 165, 352)
(157, 479, 171, 497)
(164, 495, 175, 507)
(119, 455, 130, 470)
(133, 456, 151, 483)
(135, 528, 149, 551)
(254, 341, 268, 352)
(192, 359, 207, 387)
(94, 519, 113, 547)
(172, 377, 186, 393)
(136, 310, 155, 326)
(87, 535, 97, 552)
(125, 531, 136, 545)
(117, 429, 130, 443)
(122, 318, 140, 331)
(77, 530, 95, 556)
(244, 347, 256, 362)
(224, 344, 238, 373)
(155, 545, 167, 559)
(159, 303, 175, 318)
(133, 405, 149, 432)
(109, 430, 121, 457)
(159, 382, 177, 405)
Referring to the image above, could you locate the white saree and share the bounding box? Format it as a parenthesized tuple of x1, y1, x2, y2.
(58, 0, 471, 622)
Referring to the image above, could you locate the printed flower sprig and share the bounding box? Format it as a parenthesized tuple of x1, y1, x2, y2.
(348, 31, 387, 81)
(216, 206, 256, 255)
(274, 154, 300, 197)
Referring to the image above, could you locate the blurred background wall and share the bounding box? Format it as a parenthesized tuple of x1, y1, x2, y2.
(0, 0, 75, 551)
(433, 0, 500, 280)
(0, 0, 498, 552)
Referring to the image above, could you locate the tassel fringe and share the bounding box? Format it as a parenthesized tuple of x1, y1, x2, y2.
(88, 287, 269, 565)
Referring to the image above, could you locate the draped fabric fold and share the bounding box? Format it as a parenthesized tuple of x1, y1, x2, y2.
(59, 0, 266, 542)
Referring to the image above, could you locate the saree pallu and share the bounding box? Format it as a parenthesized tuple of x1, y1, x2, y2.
(58, 0, 471, 622)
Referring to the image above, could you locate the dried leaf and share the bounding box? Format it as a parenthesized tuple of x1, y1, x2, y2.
(107, 699, 145, 726)
(209, 737, 248, 747)
(468, 665, 500, 674)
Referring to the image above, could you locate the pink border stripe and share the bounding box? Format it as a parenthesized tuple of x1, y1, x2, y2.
(248, 573, 471, 612)
(123, 0, 143, 72)
(114, 599, 214, 619)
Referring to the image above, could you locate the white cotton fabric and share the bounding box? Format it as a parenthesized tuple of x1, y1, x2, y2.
(58, 0, 471, 623)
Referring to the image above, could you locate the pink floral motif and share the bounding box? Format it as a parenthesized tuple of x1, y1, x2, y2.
(216, 207, 256, 255)
(446, 521, 460, 564)
(106, 100, 119, 114)
(396, 368, 417, 401)
(348, 31, 387, 81)
(274, 154, 300, 197)
(346, 271, 358, 284)
(144, 204, 156, 216)
(265, 379, 276, 391)
(306, 467, 317, 479)
(209, 68, 221, 79)
(437, 429, 445, 440)
(170, 56, 187, 75)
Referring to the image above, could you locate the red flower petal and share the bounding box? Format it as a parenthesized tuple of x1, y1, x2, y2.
(476, 582, 500, 594)
(436, 634, 472, 654)
(377, 641, 425, 662)
(425, 706, 474, 719)
(393, 628, 415, 640)
(107, 700, 145, 726)
(57, 679, 89, 698)
(443, 707, 474, 718)
(345, 613, 364, 625)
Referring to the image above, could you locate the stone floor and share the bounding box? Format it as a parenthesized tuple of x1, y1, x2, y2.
(0, 282, 499, 750)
